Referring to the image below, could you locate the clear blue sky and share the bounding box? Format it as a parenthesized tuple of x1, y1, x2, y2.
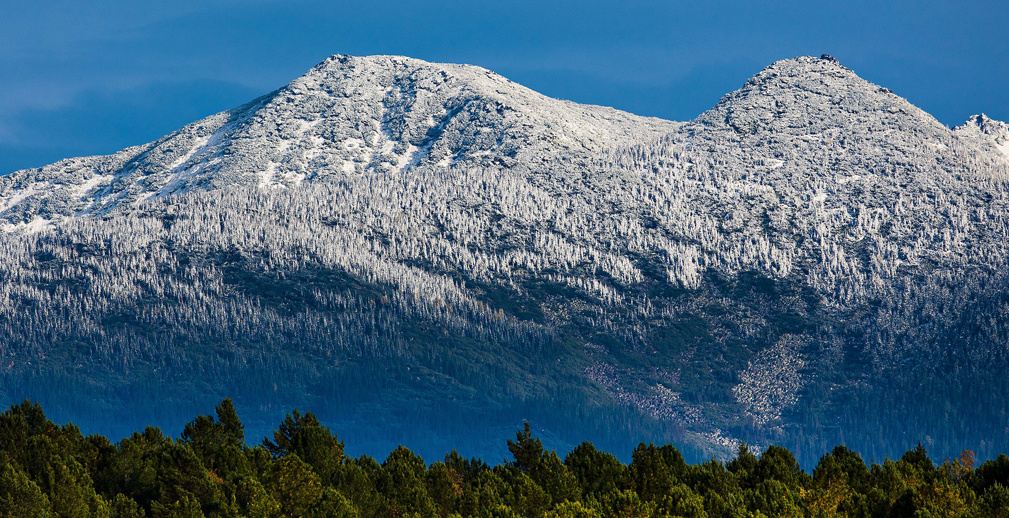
(1, 0, 1006, 175)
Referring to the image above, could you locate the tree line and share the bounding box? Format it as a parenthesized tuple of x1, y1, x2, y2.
(2, 399, 1008, 518)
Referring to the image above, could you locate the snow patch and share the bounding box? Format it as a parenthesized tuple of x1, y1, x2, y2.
(260, 162, 279, 188)
(169, 135, 211, 171)
(156, 157, 222, 197)
(74, 175, 112, 199)
(2, 216, 53, 234)
(396, 144, 421, 173)
(0, 184, 37, 214)
(997, 140, 1009, 158)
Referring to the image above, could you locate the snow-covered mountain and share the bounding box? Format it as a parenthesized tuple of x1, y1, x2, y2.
(0, 55, 676, 226)
(1, 54, 1007, 464)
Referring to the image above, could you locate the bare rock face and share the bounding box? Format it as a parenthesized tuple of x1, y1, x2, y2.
(0, 55, 1008, 464)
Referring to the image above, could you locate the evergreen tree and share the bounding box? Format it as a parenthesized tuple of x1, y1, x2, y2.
(267, 455, 322, 518)
(262, 409, 345, 486)
(507, 423, 580, 505)
(628, 443, 687, 501)
(379, 446, 436, 517)
(0, 460, 52, 518)
(0, 400, 1007, 518)
(564, 441, 626, 498)
(108, 493, 145, 518)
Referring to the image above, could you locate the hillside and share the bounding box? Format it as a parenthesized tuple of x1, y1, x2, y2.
(1, 54, 1007, 465)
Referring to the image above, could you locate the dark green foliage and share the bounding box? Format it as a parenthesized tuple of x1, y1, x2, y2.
(109, 493, 145, 518)
(654, 483, 707, 518)
(0, 399, 1005, 517)
(977, 454, 1009, 492)
(564, 442, 626, 498)
(754, 445, 809, 488)
(150, 494, 205, 518)
(267, 454, 322, 517)
(0, 401, 59, 453)
(426, 461, 463, 515)
(0, 460, 52, 517)
(378, 446, 435, 516)
(976, 483, 1009, 518)
(813, 445, 870, 492)
(628, 442, 687, 501)
(508, 423, 547, 475)
(507, 423, 581, 506)
(900, 442, 935, 475)
(262, 409, 345, 486)
(725, 442, 758, 479)
(180, 398, 249, 479)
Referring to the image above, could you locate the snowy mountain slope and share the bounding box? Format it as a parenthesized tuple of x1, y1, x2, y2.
(619, 56, 1009, 290)
(1, 54, 1008, 463)
(0, 55, 677, 225)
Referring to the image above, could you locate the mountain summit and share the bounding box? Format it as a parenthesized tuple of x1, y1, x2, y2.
(1, 55, 1008, 464)
(0, 55, 675, 225)
(701, 55, 944, 135)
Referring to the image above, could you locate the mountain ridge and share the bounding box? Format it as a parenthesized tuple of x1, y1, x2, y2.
(1, 54, 1008, 465)
(3, 54, 1005, 230)
(0, 54, 679, 228)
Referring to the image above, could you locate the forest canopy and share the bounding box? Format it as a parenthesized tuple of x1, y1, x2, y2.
(0, 399, 1004, 517)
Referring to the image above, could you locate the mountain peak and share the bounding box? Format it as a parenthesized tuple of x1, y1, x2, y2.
(292, 53, 550, 108)
(0, 53, 677, 226)
(726, 55, 881, 104)
(314, 53, 490, 73)
(755, 54, 854, 78)
(694, 54, 942, 137)
(961, 113, 1009, 138)
(957, 113, 1009, 158)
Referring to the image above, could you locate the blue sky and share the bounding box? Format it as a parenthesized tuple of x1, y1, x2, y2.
(2, 1, 1006, 175)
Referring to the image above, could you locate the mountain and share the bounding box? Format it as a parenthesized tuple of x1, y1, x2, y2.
(0, 55, 676, 223)
(1, 54, 1008, 465)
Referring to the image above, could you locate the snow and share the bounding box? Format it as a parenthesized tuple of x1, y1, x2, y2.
(997, 140, 1009, 158)
(260, 162, 279, 188)
(169, 134, 210, 172)
(74, 174, 111, 198)
(0, 183, 36, 214)
(396, 144, 420, 173)
(2, 215, 52, 234)
(3, 53, 1009, 454)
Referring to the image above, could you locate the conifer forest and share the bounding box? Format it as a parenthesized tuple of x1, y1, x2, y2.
(1, 399, 1007, 518)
